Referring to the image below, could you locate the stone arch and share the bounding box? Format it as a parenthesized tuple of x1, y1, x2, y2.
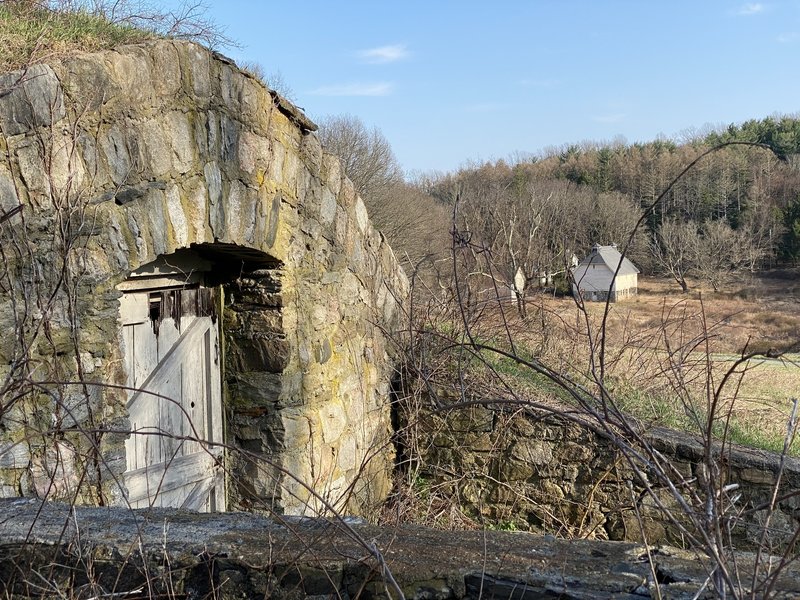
(0, 38, 409, 517)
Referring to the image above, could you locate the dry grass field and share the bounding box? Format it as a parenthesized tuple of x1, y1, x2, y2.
(599, 272, 800, 451)
(472, 270, 800, 453)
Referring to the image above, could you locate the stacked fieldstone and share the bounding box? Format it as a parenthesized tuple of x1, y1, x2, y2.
(413, 404, 800, 550)
(0, 40, 408, 515)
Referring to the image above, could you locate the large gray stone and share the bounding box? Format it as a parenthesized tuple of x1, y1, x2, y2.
(0, 163, 19, 214)
(0, 64, 65, 135)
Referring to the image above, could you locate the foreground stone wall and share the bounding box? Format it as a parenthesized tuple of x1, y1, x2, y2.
(409, 404, 800, 549)
(4, 499, 800, 599)
(0, 40, 408, 514)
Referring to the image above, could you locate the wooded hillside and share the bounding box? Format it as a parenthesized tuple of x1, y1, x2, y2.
(381, 115, 800, 294)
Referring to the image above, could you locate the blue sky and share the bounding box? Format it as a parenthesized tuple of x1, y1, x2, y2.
(182, 1, 800, 175)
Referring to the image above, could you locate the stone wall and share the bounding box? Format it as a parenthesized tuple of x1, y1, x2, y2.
(0, 40, 408, 515)
(4, 499, 800, 599)
(407, 404, 800, 549)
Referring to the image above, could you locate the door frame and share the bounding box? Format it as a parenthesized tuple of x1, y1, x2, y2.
(118, 253, 226, 511)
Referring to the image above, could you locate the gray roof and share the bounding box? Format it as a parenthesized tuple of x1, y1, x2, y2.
(577, 244, 640, 275)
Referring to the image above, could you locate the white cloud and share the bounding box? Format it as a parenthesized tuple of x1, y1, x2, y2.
(309, 82, 394, 97)
(737, 3, 765, 15)
(592, 113, 626, 124)
(357, 44, 410, 64)
(777, 32, 799, 43)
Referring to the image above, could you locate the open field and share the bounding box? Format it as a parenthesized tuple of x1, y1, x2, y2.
(614, 273, 800, 451)
(468, 271, 800, 453)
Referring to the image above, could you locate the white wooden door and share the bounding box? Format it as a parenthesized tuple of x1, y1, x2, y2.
(120, 284, 224, 511)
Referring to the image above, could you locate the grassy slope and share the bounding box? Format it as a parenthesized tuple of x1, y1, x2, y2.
(0, 2, 156, 73)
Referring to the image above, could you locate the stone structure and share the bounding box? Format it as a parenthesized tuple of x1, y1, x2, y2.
(0, 40, 408, 515)
(408, 404, 800, 550)
(4, 499, 800, 599)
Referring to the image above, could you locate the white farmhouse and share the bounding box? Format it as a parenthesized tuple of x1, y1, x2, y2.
(572, 244, 640, 302)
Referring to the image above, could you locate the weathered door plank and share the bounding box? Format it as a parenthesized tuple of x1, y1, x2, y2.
(120, 282, 224, 512)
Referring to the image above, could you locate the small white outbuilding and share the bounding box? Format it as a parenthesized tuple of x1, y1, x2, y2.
(572, 244, 640, 302)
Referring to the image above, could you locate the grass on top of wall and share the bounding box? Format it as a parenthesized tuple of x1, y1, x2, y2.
(0, 1, 156, 72)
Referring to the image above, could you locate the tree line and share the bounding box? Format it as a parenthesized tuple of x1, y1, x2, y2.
(319, 114, 800, 295)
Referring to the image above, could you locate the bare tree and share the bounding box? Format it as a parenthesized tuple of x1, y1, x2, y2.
(317, 114, 403, 204)
(591, 191, 649, 265)
(738, 207, 782, 271)
(651, 217, 766, 293)
(317, 115, 452, 296)
(693, 219, 757, 292)
(650, 217, 697, 292)
(369, 182, 449, 266)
